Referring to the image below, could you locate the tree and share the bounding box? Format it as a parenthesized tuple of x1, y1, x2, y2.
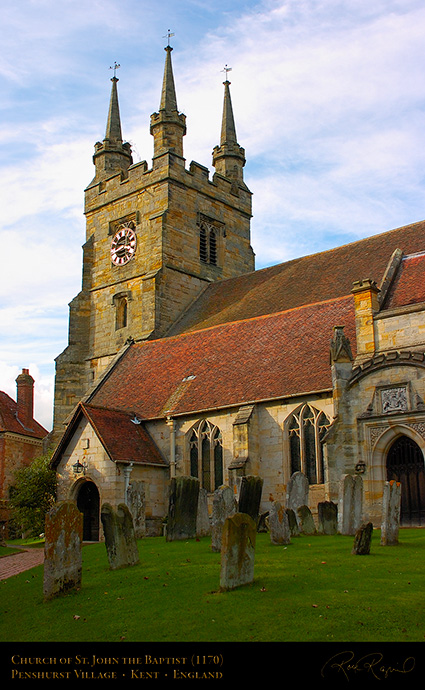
(9, 452, 57, 538)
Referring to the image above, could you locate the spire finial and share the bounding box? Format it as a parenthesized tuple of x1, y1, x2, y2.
(109, 61, 120, 80)
(163, 29, 174, 48)
(221, 64, 232, 82)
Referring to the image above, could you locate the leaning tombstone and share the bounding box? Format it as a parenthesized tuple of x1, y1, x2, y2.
(380, 481, 402, 546)
(352, 522, 373, 555)
(43, 500, 83, 601)
(269, 501, 291, 545)
(339, 474, 363, 535)
(126, 480, 146, 539)
(286, 508, 300, 536)
(297, 505, 316, 535)
(197, 487, 211, 537)
(287, 471, 309, 515)
(238, 475, 263, 524)
(220, 513, 256, 591)
(101, 503, 140, 570)
(166, 475, 200, 541)
(211, 485, 236, 552)
(318, 501, 338, 535)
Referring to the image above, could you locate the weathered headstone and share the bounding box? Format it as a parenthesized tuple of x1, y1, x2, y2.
(352, 522, 373, 555)
(238, 475, 263, 524)
(380, 481, 402, 546)
(126, 480, 146, 539)
(166, 475, 200, 541)
(339, 474, 363, 535)
(287, 471, 309, 515)
(211, 485, 236, 552)
(286, 508, 300, 536)
(318, 501, 338, 535)
(43, 500, 83, 601)
(269, 501, 291, 545)
(220, 513, 256, 591)
(297, 505, 316, 535)
(101, 503, 140, 570)
(196, 487, 211, 537)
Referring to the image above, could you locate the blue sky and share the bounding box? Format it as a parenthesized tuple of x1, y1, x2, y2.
(2, 0, 425, 431)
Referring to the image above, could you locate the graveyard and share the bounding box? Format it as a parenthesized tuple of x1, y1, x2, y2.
(0, 474, 424, 644)
(0, 528, 424, 643)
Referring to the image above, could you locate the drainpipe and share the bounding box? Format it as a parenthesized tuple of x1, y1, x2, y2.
(167, 417, 177, 478)
(123, 462, 134, 504)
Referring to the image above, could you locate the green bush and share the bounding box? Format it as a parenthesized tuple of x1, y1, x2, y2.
(8, 452, 56, 538)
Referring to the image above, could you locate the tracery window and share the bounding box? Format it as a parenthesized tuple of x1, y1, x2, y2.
(199, 218, 219, 266)
(288, 404, 331, 484)
(189, 420, 223, 491)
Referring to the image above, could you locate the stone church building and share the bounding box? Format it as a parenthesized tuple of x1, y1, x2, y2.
(51, 45, 425, 540)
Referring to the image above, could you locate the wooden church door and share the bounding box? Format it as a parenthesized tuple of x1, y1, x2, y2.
(76, 481, 100, 541)
(386, 436, 425, 526)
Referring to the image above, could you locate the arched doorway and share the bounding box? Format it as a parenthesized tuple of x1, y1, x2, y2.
(76, 481, 100, 541)
(386, 436, 425, 526)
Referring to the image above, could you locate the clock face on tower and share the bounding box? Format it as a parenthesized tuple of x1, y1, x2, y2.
(110, 226, 137, 266)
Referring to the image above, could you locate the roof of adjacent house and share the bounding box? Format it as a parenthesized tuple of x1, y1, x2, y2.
(168, 220, 425, 336)
(51, 402, 167, 468)
(89, 294, 356, 420)
(0, 391, 48, 439)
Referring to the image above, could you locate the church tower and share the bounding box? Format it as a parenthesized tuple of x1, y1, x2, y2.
(52, 45, 254, 440)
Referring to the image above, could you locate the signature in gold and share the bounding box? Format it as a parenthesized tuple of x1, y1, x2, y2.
(321, 650, 415, 681)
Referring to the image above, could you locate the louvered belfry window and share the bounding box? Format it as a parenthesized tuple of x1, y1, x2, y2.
(199, 217, 219, 266)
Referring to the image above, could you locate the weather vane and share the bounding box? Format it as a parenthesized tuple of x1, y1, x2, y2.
(222, 64, 232, 80)
(163, 29, 174, 46)
(109, 62, 120, 78)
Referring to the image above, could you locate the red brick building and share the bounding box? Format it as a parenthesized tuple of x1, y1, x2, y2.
(0, 369, 49, 537)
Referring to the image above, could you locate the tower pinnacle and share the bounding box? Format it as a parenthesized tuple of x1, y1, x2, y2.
(212, 69, 246, 184)
(92, 67, 132, 183)
(150, 40, 186, 166)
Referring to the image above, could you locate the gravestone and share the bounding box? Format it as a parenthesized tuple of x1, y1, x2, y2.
(166, 475, 200, 541)
(318, 501, 338, 535)
(339, 474, 363, 535)
(286, 508, 300, 536)
(220, 513, 256, 591)
(380, 481, 402, 546)
(269, 501, 291, 545)
(101, 503, 140, 570)
(197, 487, 211, 537)
(238, 475, 263, 523)
(297, 505, 316, 535)
(352, 522, 373, 555)
(126, 480, 146, 539)
(287, 471, 309, 516)
(211, 485, 236, 552)
(43, 500, 83, 601)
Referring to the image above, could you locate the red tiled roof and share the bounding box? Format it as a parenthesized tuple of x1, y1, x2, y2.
(0, 391, 48, 439)
(382, 251, 425, 310)
(90, 295, 356, 420)
(169, 220, 425, 335)
(51, 403, 167, 468)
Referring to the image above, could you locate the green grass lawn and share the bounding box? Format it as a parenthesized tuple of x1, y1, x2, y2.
(1, 529, 424, 643)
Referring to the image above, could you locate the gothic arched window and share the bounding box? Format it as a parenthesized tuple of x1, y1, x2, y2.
(287, 404, 331, 484)
(199, 218, 219, 266)
(189, 420, 223, 491)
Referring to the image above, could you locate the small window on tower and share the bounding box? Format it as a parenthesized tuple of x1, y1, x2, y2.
(113, 292, 131, 330)
(199, 217, 221, 266)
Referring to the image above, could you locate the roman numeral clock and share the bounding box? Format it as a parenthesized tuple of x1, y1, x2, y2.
(110, 225, 137, 266)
